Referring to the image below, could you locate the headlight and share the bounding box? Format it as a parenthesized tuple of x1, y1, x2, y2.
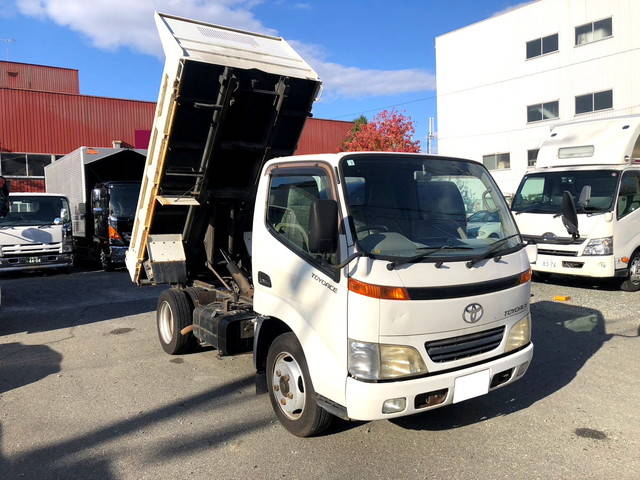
(505, 315, 531, 352)
(582, 237, 613, 256)
(62, 243, 73, 252)
(348, 340, 428, 380)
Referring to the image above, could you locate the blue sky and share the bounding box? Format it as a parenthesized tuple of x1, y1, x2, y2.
(1, 0, 527, 148)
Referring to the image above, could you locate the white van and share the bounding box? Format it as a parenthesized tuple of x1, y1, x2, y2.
(512, 115, 640, 291)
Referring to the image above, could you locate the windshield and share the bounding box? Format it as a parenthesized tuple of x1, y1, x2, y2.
(0, 196, 69, 227)
(512, 170, 619, 214)
(340, 155, 521, 260)
(109, 184, 140, 218)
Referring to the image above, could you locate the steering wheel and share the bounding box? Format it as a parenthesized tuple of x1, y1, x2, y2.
(356, 224, 389, 234)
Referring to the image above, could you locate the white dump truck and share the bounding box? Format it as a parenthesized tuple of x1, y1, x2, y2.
(512, 115, 640, 291)
(127, 13, 535, 436)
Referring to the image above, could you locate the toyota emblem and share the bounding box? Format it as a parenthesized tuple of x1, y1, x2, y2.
(463, 303, 484, 323)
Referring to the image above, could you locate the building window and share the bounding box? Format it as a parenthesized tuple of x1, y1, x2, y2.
(575, 18, 612, 46)
(483, 153, 510, 170)
(526, 33, 559, 59)
(527, 100, 559, 123)
(527, 149, 539, 168)
(0, 153, 53, 177)
(575, 90, 613, 115)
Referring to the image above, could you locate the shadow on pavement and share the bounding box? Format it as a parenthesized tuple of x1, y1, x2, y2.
(0, 375, 266, 479)
(393, 300, 622, 431)
(0, 342, 62, 394)
(0, 270, 160, 335)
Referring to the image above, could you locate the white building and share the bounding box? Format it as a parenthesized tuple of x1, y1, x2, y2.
(436, 0, 640, 194)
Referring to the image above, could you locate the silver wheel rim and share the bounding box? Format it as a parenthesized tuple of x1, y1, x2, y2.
(158, 300, 174, 344)
(272, 351, 306, 420)
(630, 257, 640, 285)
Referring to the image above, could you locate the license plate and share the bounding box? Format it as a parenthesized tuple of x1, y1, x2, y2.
(540, 258, 558, 269)
(453, 369, 490, 403)
(26, 257, 42, 264)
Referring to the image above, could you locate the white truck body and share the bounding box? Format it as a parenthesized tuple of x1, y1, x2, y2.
(0, 193, 73, 272)
(127, 13, 534, 436)
(512, 115, 640, 289)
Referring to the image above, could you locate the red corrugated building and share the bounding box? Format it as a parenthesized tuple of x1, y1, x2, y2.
(0, 61, 353, 192)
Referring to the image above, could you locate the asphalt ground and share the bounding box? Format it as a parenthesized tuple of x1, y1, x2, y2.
(0, 268, 639, 480)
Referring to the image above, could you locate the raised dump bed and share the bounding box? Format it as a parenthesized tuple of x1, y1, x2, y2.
(126, 13, 321, 285)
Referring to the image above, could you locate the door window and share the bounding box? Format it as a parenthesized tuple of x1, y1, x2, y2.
(267, 169, 332, 257)
(617, 171, 640, 219)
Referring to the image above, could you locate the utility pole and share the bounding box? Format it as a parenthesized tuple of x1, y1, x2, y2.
(427, 116, 436, 154)
(0, 38, 15, 61)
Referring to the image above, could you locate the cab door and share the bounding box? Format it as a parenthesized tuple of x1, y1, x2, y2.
(252, 162, 348, 405)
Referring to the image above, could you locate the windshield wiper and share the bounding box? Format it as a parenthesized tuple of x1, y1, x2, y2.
(466, 234, 522, 268)
(514, 204, 547, 215)
(386, 244, 474, 271)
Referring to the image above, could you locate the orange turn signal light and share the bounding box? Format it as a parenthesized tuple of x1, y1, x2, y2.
(108, 225, 122, 241)
(621, 257, 630, 264)
(519, 268, 532, 284)
(348, 278, 410, 300)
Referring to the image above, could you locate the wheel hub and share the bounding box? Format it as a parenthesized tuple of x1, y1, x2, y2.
(630, 257, 640, 284)
(272, 352, 305, 420)
(158, 300, 174, 344)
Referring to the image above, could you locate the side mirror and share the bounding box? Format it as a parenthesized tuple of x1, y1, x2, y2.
(60, 208, 69, 223)
(525, 243, 538, 265)
(561, 190, 579, 239)
(53, 217, 62, 225)
(309, 199, 338, 254)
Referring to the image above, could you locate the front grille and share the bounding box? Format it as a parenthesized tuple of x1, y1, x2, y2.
(538, 248, 578, 257)
(425, 326, 505, 363)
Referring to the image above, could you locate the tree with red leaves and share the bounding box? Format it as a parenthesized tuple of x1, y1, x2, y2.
(342, 109, 421, 153)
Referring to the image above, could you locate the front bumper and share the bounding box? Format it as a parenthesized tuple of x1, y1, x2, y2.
(533, 254, 615, 278)
(345, 343, 533, 421)
(0, 253, 73, 272)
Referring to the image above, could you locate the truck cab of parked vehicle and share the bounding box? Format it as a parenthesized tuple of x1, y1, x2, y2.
(91, 181, 140, 270)
(512, 115, 640, 291)
(0, 192, 73, 272)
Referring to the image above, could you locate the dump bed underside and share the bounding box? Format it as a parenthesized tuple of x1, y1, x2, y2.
(130, 59, 319, 284)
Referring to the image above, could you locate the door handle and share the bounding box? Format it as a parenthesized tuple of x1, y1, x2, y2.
(258, 271, 271, 288)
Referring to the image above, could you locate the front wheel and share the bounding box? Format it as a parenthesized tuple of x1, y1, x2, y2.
(156, 289, 197, 354)
(620, 252, 640, 292)
(266, 333, 333, 437)
(100, 249, 114, 272)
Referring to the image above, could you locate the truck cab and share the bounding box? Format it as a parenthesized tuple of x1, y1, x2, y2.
(126, 13, 535, 436)
(512, 115, 640, 291)
(91, 181, 141, 269)
(0, 192, 73, 272)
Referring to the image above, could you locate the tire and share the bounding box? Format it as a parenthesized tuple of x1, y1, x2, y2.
(100, 250, 114, 272)
(266, 332, 333, 437)
(620, 251, 640, 292)
(156, 289, 197, 354)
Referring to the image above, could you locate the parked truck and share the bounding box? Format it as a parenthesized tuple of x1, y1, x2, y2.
(45, 147, 146, 270)
(127, 13, 536, 436)
(0, 192, 73, 272)
(512, 115, 640, 291)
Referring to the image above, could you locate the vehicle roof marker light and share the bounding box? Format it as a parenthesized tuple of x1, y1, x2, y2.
(348, 278, 409, 300)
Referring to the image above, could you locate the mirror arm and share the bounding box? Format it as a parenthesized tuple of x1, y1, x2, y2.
(332, 251, 365, 270)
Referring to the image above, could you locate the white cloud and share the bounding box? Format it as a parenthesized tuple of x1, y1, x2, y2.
(14, 0, 435, 98)
(490, 0, 537, 18)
